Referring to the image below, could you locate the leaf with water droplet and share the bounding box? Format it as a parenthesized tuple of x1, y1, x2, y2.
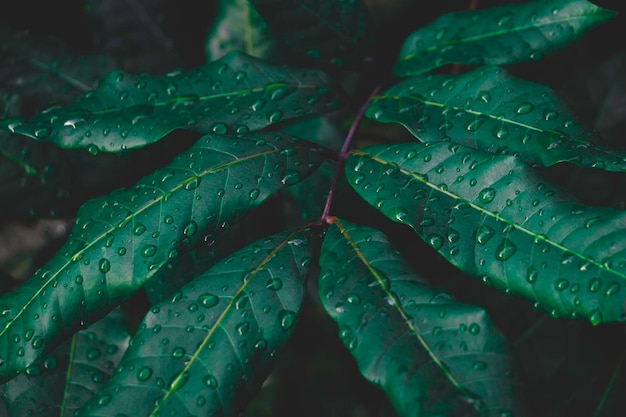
(394, 0, 616, 75)
(347, 142, 626, 324)
(367, 65, 626, 172)
(5, 52, 339, 152)
(76, 229, 312, 416)
(0, 132, 324, 380)
(319, 219, 526, 417)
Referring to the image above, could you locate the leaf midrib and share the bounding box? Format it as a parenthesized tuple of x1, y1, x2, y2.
(0, 144, 310, 338)
(351, 149, 626, 281)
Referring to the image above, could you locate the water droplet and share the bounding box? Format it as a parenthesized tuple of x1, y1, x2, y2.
(136, 366, 153, 381)
(204, 374, 218, 388)
(99, 258, 111, 273)
(211, 123, 228, 134)
(475, 225, 495, 245)
(199, 293, 219, 308)
(31, 336, 44, 349)
(469, 323, 481, 335)
(279, 310, 297, 330)
(605, 282, 620, 296)
(544, 110, 559, 121)
(497, 14, 513, 26)
(141, 244, 157, 258)
(269, 111, 282, 123)
(428, 234, 444, 250)
(492, 125, 509, 139)
(88, 144, 99, 155)
(555, 279, 569, 291)
(171, 347, 185, 359)
(266, 278, 283, 291)
(478, 188, 496, 203)
(589, 310, 602, 326)
(236, 322, 250, 336)
(185, 176, 201, 190)
(183, 221, 197, 237)
(478, 91, 491, 103)
(133, 223, 146, 235)
(249, 188, 260, 200)
(515, 102, 533, 115)
(97, 393, 112, 406)
(588, 278, 601, 292)
(473, 361, 488, 371)
(495, 239, 517, 260)
(465, 118, 485, 132)
(526, 267, 538, 283)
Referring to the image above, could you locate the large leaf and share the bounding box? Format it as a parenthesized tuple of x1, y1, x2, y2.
(346, 142, 626, 325)
(206, 0, 277, 62)
(4, 51, 338, 153)
(77, 228, 312, 416)
(2, 307, 130, 417)
(367, 66, 626, 172)
(0, 132, 326, 381)
(394, 0, 616, 76)
(249, 0, 372, 68)
(319, 218, 525, 417)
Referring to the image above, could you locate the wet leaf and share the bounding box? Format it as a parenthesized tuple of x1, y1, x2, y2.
(249, 0, 373, 68)
(0, 132, 325, 381)
(2, 307, 130, 417)
(367, 66, 626, 172)
(4, 51, 337, 153)
(319, 218, 526, 417)
(206, 0, 277, 62)
(346, 142, 626, 324)
(394, 0, 616, 76)
(77, 229, 311, 416)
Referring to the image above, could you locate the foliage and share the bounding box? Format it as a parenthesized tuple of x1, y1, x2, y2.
(0, 0, 625, 416)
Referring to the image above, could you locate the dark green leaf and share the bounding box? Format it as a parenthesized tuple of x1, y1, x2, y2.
(368, 66, 626, 172)
(0, 132, 326, 381)
(2, 307, 130, 417)
(346, 142, 626, 324)
(394, 0, 616, 76)
(319, 218, 526, 417)
(4, 51, 338, 153)
(77, 229, 312, 417)
(249, 0, 372, 68)
(0, 29, 117, 115)
(280, 115, 345, 151)
(206, 0, 277, 62)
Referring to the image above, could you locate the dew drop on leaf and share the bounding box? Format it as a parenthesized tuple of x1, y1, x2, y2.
(199, 293, 219, 308)
(515, 102, 533, 115)
(141, 244, 157, 257)
(99, 258, 111, 274)
(210, 123, 228, 134)
(266, 278, 283, 291)
(171, 347, 185, 359)
(478, 188, 497, 203)
(475, 225, 495, 245)
(184, 176, 201, 190)
(279, 310, 297, 330)
(133, 223, 146, 235)
(495, 239, 517, 261)
(204, 374, 218, 388)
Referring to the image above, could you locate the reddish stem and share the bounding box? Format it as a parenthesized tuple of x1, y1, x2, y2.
(320, 84, 383, 223)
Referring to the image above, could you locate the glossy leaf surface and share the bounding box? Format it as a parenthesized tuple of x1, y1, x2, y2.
(368, 66, 626, 172)
(319, 218, 525, 417)
(5, 51, 337, 152)
(78, 229, 311, 417)
(2, 308, 130, 417)
(394, 0, 616, 76)
(249, 0, 372, 68)
(0, 132, 325, 380)
(206, 0, 276, 62)
(346, 142, 626, 324)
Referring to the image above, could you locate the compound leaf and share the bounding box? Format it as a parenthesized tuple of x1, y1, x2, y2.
(4, 51, 337, 153)
(319, 218, 526, 417)
(249, 0, 372, 68)
(77, 229, 312, 416)
(0, 132, 326, 381)
(367, 66, 626, 172)
(394, 0, 616, 76)
(2, 307, 130, 417)
(346, 142, 626, 324)
(206, 0, 277, 62)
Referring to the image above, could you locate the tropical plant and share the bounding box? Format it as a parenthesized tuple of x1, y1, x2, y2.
(0, 0, 625, 416)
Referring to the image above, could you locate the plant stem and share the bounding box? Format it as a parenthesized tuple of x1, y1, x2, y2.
(320, 84, 383, 223)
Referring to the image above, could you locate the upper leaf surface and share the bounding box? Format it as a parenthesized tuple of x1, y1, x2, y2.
(2, 307, 130, 417)
(0, 132, 325, 381)
(394, 0, 616, 76)
(368, 66, 626, 172)
(4, 51, 338, 152)
(249, 0, 372, 68)
(206, 0, 277, 62)
(319, 218, 526, 417)
(346, 142, 626, 324)
(77, 229, 311, 417)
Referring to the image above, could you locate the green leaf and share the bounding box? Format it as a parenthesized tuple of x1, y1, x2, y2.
(346, 142, 626, 325)
(368, 66, 626, 172)
(249, 0, 372, 68)
(4, 51, 338, 153)
(206, 0, 277, 62)
(0, 132, 326, 381)
(394, 0, 617, 76)
(318, 218, 526, 417)
(2, 307, 130, 417)
(77, 228, 312, 417)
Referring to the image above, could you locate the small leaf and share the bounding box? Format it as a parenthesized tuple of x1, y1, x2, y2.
(319, 218, 526, 417)
(5, 51, 338, 152)
(249, 0, 373, 68)
(77, 229, 312, 416)
(0, 132, 326, 381)
(368, 66, 626, 172)
(206, 0, 277, 62)
(346, 142, 626, 324)
(394, 0, 617, 76)
(2, 307, 130, 417)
